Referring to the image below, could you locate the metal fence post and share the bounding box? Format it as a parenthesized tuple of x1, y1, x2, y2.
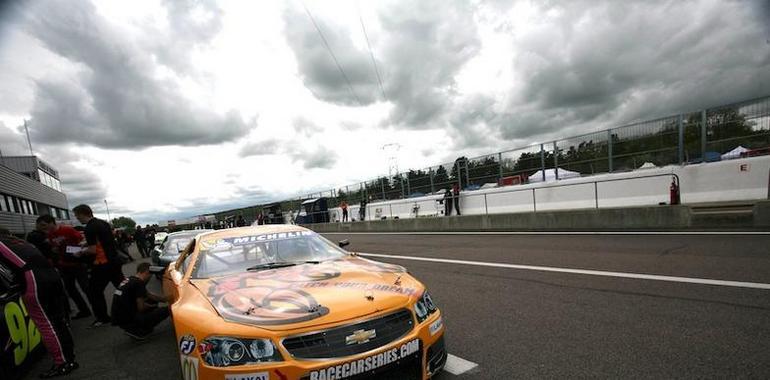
(429, 168, 435, 194)
(540, 144, 546, 182)
(380, 178, 386, 200)
(497, 152, 503, 182)
(455, 161, 462, 191)
(700, 109, 707, 159)
(678, 114, 684, 164)
(484, 193, 489, 215)
(389, 204, 393, 218)
(405, 176, 411, 197)
(553, 141, 559, 180)
(594, 182, 599, 209)
(464, 160, 471, 188)
(607, 129, 613, 172)
(532, 188, 537, 212)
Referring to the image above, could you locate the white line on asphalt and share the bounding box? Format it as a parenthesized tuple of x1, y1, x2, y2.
(444, 354, 479, 376)
(325, 231, 770, 235)
(358, 253, 770, 290)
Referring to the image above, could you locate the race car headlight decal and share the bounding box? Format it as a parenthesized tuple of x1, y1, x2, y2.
(249, 338, 275, 360)
(200, 337, 282, 367)
(414, 291, 438, 323)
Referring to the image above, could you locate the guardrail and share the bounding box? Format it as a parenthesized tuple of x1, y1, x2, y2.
(300, 172, 681, 223)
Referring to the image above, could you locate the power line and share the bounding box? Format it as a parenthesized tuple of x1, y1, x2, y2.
(357, 2, 386, 100)
(300, 1, 362, 105)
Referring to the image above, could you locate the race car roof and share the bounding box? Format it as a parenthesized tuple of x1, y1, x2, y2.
(194, 224, 311, 243)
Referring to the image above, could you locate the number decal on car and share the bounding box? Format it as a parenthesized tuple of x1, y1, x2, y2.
(3, 298, 41, 366)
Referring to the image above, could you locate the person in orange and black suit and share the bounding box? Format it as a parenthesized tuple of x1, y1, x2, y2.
(72, 204, 125, 328)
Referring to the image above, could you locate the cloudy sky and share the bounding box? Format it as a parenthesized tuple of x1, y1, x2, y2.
(0, 0, 768, 224)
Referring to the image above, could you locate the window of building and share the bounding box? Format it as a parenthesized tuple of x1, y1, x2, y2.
(0, 195, 8, 212)
(37, 169, 62, 192)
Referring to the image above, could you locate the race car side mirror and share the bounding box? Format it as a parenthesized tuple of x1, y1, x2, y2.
(338, 239, 350, 248)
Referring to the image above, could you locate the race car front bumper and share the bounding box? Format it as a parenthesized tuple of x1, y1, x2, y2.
(187, 311, 446, 380)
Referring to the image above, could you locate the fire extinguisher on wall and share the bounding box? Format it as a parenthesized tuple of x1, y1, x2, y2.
(669, 176, 680, 205)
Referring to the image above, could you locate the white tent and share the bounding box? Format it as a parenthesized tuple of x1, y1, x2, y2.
(638, 162, 657, 169)
(528, 168, 580, 183)
(721, 146, 749, 160)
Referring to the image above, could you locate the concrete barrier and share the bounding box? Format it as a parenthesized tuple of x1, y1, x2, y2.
(754, 201, 770, 228)
(303, 205, 701, 232)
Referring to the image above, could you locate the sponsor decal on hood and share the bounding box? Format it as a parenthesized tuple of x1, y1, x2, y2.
(202, 257, 414, 326)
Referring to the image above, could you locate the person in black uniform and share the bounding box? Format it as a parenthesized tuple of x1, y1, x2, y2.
(26, 222, 54, 261)
(133, 226, 147, 258)
(0, 233, 78, 378)
(111, 262, 169, 340)
(72, 204, 125, 328)
(443, 188, 453, 216)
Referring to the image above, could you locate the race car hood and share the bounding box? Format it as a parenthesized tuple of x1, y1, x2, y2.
(190, 256, 422, 331)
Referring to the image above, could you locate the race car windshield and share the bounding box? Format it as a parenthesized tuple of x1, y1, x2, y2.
(164, 236, 193, 255)
(190, 231, 348, 279)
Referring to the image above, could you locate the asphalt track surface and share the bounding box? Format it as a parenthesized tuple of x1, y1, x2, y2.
(22, 233, 770, 379)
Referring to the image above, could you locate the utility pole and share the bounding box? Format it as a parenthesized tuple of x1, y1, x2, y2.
(104, 199, 112, 224)
(381, 143, 401, 177)
(23, 119, 34, 156)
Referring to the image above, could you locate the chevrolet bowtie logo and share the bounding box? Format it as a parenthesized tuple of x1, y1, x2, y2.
(345, 329, 377, 345)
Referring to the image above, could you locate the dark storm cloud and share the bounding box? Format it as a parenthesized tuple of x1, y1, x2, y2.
(447, 95, 499, 149)
(497, 0, 770, 141)
(35, 145, 108, 211)
(378, 0, 480, 128)
(283, 6, 380, 106)
(0, 123, 109, 211)
(283, 0, 481, 128)
(0, 123, 29, 156)
(60, 167, 108, 210)
(288, 145, 338, 170)
(152, 0, 224, 74)
(21, 0, 255, 149)
(239, 139, 281, 157)
(756, 0, 770, 36)
(285, 0, 768, 150)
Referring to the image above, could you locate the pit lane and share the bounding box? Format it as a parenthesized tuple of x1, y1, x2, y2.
(21, 233, 770, 379)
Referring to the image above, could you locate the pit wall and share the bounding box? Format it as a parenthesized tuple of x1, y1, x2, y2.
(325, 155, 770, 222)
(305, 201, 770, 232)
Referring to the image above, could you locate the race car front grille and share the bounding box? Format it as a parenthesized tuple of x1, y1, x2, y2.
(283, 309, 414, 359)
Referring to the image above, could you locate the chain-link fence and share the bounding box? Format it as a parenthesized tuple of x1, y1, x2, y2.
(217, 95, 770, 224)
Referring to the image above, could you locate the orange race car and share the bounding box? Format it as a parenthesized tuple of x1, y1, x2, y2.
(161, 225, 446, 380)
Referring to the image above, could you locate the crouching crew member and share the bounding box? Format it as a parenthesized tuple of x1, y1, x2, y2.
(111, 262, 169, 340)
(0, 235, 78, 378)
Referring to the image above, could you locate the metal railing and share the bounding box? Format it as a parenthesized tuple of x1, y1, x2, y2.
(296, 95, 768, 208)
(307, 172, 680, 223)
